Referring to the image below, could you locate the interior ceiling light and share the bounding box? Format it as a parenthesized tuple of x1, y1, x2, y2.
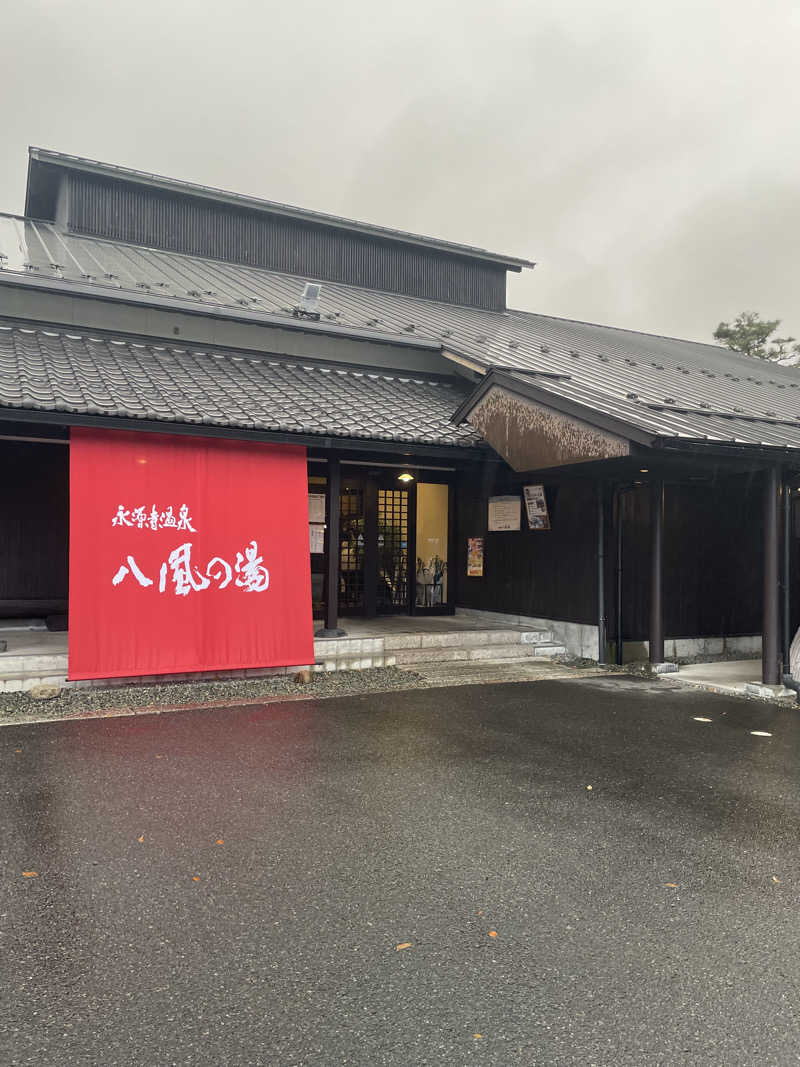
(640, 468, 649, 473)
(397, 472, 414, 483)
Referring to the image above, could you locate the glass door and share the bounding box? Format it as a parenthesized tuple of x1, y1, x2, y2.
(414, 482, 451, 614)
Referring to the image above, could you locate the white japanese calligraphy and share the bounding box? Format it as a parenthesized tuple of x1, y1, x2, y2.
(112, 556, 154, 587)
(111, 504, 197, 531)
(112, 541, 268, 596)
(234, 541, 270, 592)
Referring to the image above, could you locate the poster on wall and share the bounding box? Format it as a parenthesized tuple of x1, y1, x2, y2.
(488, 495, 521, 532)
(467, 537, 484, 577)
(308, 494, 326, 524)
(523, 485, 551, 530)
(309, 524, 325, 554)
(69, 429, 314, 680)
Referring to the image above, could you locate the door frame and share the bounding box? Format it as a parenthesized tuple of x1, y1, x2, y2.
(325, 465, 456, 618)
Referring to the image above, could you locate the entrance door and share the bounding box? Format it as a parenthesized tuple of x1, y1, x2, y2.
(339, 479, 366, 614)
(329, 469, 453, 618)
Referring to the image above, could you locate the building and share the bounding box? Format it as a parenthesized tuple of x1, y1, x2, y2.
(1, 147, 797, 687)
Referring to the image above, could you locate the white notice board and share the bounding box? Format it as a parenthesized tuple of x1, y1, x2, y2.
(488, 495, 521, 532)
(308, 494, 326, 524)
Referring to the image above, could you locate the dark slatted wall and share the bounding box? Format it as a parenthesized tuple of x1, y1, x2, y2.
(0, 441, 69, 616)
(455, 470, 598, 625)
(456, 470, 765, 638)
(67, 173, 508, 311)
(612, 479, 763, 641)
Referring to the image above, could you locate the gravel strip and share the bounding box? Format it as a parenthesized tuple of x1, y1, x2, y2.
(0, 667, 427, 725)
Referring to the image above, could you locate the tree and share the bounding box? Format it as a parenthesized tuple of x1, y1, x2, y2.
(713, 311, 800, 362)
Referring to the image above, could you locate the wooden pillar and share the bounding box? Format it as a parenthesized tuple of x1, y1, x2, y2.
(315, 456, 346, 638)
(762, 464, 780, 684)
(597, 481, 606, 663)
(783, 477, 791, 675)
(649, 479, 665, 664)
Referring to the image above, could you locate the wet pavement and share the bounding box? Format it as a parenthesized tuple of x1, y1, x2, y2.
(1, 676, 800, 1066)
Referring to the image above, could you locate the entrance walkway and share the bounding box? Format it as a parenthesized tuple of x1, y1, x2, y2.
(674, 659, 796, 702)
(0, 616, 567, 691)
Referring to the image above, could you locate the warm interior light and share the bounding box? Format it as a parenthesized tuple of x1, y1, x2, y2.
(397, 472, 414, 483)
(640, 468, 649, 473)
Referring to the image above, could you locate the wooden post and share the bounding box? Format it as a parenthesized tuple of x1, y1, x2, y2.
(762, 464, 780, 684)
(315, 456, 346, 638)
(649, 479, 665, 664)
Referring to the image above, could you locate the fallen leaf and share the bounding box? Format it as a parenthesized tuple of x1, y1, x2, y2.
(14, 749, 22, 753)
(772, 876, 781, 884)
(137, 835, 144, 844)
(22, 871, 38, 878)
(474, 1034, 483, 1040)
(664, 883, 678, 888)
(216, 839, 224, 845)
(395, 942, 412, 951)
(488, 930, 498, 938)
(586, 785, 593, 791)
(477, 909, 483, 916)
(155, 754, 164, 759)
(192, 876, 200, 882)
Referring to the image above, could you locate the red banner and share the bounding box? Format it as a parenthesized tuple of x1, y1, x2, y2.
(68, 429, 313, 680)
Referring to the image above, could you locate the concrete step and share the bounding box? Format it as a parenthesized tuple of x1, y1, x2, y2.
(0, 654, 69, 675)
(393, 641, 566, 665)
(0, 674, 68, 693)
(383, 629, 553, 651)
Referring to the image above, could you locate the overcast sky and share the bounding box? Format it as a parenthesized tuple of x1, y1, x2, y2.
(2, 0, 799, 343)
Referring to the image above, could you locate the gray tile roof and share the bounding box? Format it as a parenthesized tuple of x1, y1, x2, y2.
(3, 215, 800, 450)
(0, 322, 482, 449)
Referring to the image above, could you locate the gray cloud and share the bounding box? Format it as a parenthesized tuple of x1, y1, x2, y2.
(1, 0, 798, 343)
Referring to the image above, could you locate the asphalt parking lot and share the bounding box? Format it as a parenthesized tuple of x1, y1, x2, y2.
(2, 676, 799, 1066)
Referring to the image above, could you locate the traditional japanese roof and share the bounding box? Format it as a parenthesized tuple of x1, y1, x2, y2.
(3, 214, 800, 452)
(0, 321, 483, 451)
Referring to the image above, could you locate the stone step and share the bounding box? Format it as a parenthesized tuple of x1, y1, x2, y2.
(383, 629, 553, 651)
(0, 674, 68, 693)
(393, 642, 566, 665)
(0, 654, 69, 675)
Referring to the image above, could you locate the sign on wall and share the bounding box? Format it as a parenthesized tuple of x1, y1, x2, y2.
(69, 429, 314, 680)
(488, 495, 521, 532)
(467, 537, 484, 577)
(523, 485, 551, 530)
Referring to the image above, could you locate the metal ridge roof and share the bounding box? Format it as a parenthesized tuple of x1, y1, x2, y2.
(0, 319, 483, 450)
(3, 215, 800, 452)
(26, 147, 535, 271)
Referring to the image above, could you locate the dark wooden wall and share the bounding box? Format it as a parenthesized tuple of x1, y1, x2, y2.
(65, 173, 509, 311)
(0, 441, 68, 616)
(610, 478, 763, 640)
(455, 466, 766, 638)
(455, 468, 599, 625)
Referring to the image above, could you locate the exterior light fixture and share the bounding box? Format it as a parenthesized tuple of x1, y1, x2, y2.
(640, 468, 649, 473)
(397, 472, 414, 483)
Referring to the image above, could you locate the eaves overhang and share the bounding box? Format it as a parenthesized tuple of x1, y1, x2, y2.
(450, 368, 658, 449)
(0, 407, 490, 461)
